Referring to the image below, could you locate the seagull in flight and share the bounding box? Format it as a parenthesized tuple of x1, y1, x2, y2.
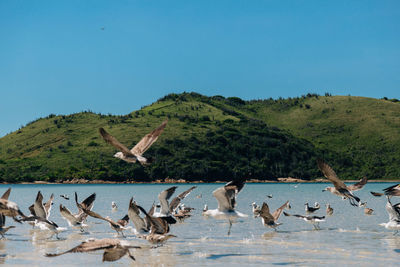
(317, 159, 362, 207)
(45, 238, 140, 262)
(284, 212, 325, 230)
(379, 196, 400, 235)
(99, 119, 168, 166)
(259, 201, 291, 231)
(371, 184, 400, 197)
(203, 180, 248, 235)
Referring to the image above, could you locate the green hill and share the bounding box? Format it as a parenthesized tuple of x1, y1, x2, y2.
(0, 92, 399, 183)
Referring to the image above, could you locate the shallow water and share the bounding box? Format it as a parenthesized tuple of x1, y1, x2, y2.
(0, 182, 398, 266)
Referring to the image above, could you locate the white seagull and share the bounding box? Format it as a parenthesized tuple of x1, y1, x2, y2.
(202, 180, 248, 235)
(379, 196, 400, 235)
(99, 119, 168, 166)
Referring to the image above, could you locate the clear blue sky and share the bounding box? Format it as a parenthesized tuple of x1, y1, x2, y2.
(1, 0, 399, 137)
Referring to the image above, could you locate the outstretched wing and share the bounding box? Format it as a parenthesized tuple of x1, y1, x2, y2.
(1, 188, 11, 200)
(317, 159, 347, 190)
(44, 194, 54, 219)
(99, 128, 134, 156)
(158, 186, 177, 215)
(259, 202, 274, 222)
(272, 201, 290, 221)
(131, 119, 168, 156)
(169, 186, 197, 212)
(348, 177, 368, 192)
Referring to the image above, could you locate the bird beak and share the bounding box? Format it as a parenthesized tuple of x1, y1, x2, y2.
(322, 189, 326, 192)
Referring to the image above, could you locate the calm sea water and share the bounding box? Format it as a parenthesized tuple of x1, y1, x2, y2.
(0, 182, 398, 266)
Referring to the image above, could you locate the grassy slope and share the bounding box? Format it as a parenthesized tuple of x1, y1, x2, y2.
(0, 93, 399, 182)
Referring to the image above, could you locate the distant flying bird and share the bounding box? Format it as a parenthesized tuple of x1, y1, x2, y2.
(379, 196, 400, 235)
(259, 201, 291, 231)
(99, 119, 168, 166)
(284, 212, 325, 230)
(60, 194, 69, 200)
(202, 180, 248, 235)
(317, 159, 362, 206)
(100, 27, 105, 31)
(45, 238, 140, 262)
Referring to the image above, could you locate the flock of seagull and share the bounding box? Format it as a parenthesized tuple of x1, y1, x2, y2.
(0, 119, 399, 263)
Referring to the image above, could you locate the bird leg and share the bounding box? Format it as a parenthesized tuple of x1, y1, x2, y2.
(227, 219, 232, 236)
(393, 230, 399, 236)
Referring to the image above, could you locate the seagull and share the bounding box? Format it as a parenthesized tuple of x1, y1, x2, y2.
(259, 201, 291, 231)
(283, 212, 325, 230)
(173, 204, 193, 222)
(99, 119, 168, 166)
(251, 202, 261, 218)
(136, 205, 170, 235)
(136, 206, 176, 246)
(140, 226, 177, 247)
(305, 202, 320, 213)
(59, 204, 88, 231)
(202, 180, 248, 235)
(169, 186, 197, 213)
(371, 184, 400, 197)
(0, 188, 15, 238)
(60, 194, 69, 200)
(32, 191, 62, 238)
(128, 198, 150, 234)
(326, 203, 333, 216)
(379, 196, 400, 235)
(81, 209, 130, 237)
(153, 186, 177, 224)
(111, 201, 118, 212)
(364, 207, 374, 215)
(267, 194, 273, 199)
(45, 238, 140, 262)
(317, 159, 362, 206)
(74, 192, 96, 223)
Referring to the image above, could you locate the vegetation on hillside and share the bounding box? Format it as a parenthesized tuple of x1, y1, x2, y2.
(0, 92, 399, 183)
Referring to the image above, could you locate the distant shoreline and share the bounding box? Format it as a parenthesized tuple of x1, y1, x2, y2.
(7, 178, 400, 185)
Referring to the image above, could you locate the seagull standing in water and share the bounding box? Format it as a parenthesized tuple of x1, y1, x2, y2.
(317, 159, 362, 207)
(99, 119, 168, 166)
(202, 180, 248, 235)
(326, 203, 334, 216)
